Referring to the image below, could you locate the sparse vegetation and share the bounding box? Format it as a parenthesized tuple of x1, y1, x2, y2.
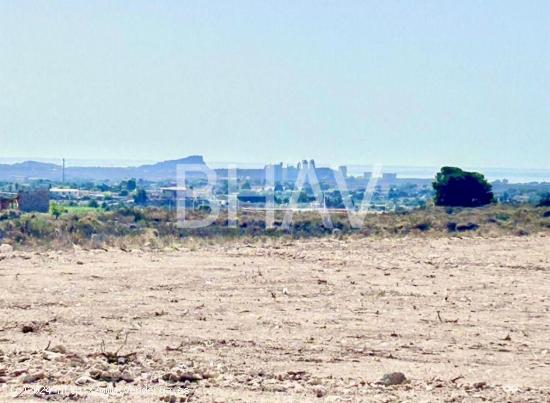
(0, 204, 548, 249)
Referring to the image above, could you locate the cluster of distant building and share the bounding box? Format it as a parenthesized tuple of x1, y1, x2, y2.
(0, 158, 428, 214)
(0, 189, 50, 213)
(1, 157, 549, 214)
(213, 159, 404, 188)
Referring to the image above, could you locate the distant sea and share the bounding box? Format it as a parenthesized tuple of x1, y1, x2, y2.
(346, 165, 550, 184)
(1, 158, 549, 184)
(0, 158, 157, 168)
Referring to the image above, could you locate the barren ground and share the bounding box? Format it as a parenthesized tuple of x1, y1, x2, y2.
(1, 235, 549, 402)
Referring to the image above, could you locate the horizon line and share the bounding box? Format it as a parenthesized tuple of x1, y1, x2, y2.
(1, 156, 550, 174)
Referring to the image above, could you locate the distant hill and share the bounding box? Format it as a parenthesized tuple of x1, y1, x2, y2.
(0, 161, 62, 181)
(0, 156, 208, 182)
(132, 155, 207, 180)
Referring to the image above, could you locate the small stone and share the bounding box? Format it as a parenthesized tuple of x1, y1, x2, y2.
(315, 387, 326, 398)
(163, 371, 202, 383)
(21, 324, 37, 333)
(12, 369, 27, 377)
(90, 369, 122, 383)
(163, 373, 179, 383)
(0, 244, 13, 253)
(200, 370, 216, 379)
(121, 371, 134, 383)
(75, 376, 94, 386)
(309, 378, 322, 386)
(50, 345, 67, 354)
(378, 372, 407, 386)
(22, 372, 45, 383)
(179, 372, 202, 382)
(42, 351, 61, 361)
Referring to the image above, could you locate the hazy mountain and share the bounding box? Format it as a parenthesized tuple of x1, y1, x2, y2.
(0, 161, 62, 181)
(0, 156, 208, 182)
(132, 155, 207, 180)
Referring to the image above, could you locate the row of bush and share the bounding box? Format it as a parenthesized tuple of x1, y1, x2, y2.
(1, 204, 549, 249)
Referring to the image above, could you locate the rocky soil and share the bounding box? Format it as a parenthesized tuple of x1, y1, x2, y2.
(0, 235, 549, 401)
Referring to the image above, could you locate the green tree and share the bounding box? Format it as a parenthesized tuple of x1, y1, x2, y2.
(537, 192, 550, 207)
(97, 183, 111, 192)
(88, 199, 99, 208)
(127, 178, 137, 192)
(49, 202, 65, 219)
(134, 188, 148, 205)
(433, 167, 494, 207)
(298, 191, 312, 203)
(325, 191, 344, 208)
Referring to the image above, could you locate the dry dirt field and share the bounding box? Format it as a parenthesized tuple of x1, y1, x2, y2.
(1, 235, 549, 402)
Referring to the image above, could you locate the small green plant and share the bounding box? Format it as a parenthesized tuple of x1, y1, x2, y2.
(495, 212, 510, 221)
(50, 202, 66, 219)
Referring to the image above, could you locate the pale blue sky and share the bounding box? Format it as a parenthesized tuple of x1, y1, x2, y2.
(1, 1, 549, 168)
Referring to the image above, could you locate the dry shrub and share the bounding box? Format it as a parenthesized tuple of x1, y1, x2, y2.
(1, 204, 549, 251)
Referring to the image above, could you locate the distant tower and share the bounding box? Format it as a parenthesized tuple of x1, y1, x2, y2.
(62, 158, 65, 183)
(338, 165, 348, 178)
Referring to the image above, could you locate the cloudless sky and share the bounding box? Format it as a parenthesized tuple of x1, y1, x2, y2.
(1, 1, 549, 168)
